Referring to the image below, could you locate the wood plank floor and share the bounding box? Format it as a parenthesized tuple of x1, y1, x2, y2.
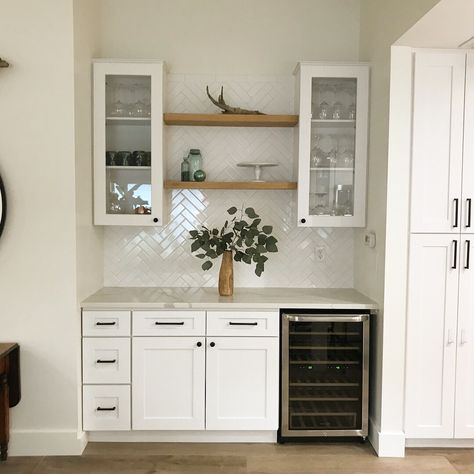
(1, 443, 474, 473)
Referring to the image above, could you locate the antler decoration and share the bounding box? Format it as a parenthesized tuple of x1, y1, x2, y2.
(206, 86, 264, 115)
(0, 58, 10, 68)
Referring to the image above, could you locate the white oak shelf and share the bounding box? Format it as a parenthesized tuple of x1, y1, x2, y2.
(164, 180, 297, 190)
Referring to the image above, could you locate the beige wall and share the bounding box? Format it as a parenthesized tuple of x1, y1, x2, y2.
(0, 0, 81, 455)
(356, 0, 439, 444)
(97, 0, 361, 74)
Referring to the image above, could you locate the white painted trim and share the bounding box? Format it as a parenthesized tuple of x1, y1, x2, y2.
(406, 439, 474, 448)
(369, 418, 405, 458)
(9, 430, 88, 457)
(88, 430, 277, 443)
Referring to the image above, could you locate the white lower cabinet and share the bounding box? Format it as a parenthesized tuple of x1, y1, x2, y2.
(406, 234, 474, 438)
(206, 337, 279, 430)
(132, 337, 206, 430)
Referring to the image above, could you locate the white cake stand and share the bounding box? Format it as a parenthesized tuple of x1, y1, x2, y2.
(237, 162, 279, 181)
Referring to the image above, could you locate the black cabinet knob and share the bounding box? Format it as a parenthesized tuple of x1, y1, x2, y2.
(300, 218, 306, 224)
(197, 341, 202, 347)
(210, 342, 215, 347)
(153, 217, 159, 223)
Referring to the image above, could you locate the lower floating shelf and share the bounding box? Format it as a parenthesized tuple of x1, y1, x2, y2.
(164, 180, 297, 190)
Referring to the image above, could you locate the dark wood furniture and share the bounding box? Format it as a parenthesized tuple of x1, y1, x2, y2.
(0, 343, 20, 461)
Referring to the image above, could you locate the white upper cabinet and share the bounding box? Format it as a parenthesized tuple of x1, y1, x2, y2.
(295, 62, 369, 228)
(461, 53, 474, 231)
(410, 52, 466, 234)
(93, 60, 164, 226)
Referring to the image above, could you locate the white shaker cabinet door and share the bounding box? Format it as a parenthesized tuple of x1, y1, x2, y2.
(132, 337, 205, 430)
(462, 53, 474, 230)
(405, 234, 459, 438)
(205, 337, 279, 431)
(410, 51, 465, 233)
(455, 236, 474, 438)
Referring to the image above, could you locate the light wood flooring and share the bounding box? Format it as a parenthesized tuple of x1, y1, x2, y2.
(2, 442, 474, 473)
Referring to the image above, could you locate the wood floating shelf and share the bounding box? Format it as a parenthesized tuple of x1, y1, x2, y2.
(163, 113, 299, 128)
(164, 180, 297, 190)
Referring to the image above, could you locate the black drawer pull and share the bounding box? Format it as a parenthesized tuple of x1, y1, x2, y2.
(229, 322, 258, 326)
(97, 406, 116, 412)
(96, 321, 116, 326)
(155, 321, 185, 326)
(96, 359, 117, 364)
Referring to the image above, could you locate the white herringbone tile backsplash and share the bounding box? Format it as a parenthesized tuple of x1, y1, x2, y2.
(104, 74, 354, 288)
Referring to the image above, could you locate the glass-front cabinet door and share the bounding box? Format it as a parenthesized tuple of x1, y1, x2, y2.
(93, 60, 164, 226)
(295, 63, 369, 227)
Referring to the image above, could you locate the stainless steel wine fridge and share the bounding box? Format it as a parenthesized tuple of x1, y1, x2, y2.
(279, 311, 370, 441)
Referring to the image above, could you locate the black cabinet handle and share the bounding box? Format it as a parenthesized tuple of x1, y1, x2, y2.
(153, 217, 159, 223)
(467, 199, 472, 228)
(454, 199, 459, 228)
(229, 322, 258, 326)
(210, 342, 216, 347)
(196, 342, 202, 347)
(96, 359, 117, 364)
(155, 321, 185, 326)
(96, 321, 116, 326)
(465, 240, 471, 270)
(300, 218, 306, 224)
(452, 240, 458, 269)
(97, 406, 116, 412)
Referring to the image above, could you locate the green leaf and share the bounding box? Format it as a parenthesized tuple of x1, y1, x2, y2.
(245, 238, 254, 247)
(258, 255, 268, 264)
(227, 206, 238, 215)
(265, 235, 278, 246)
(262, 225, 273, 235)
(234, 251, 243, 262)
(242, 254, 252, 265)
(202, 261, 213, 271)
(245, 247, 256, 255)
(189, 230, 199, 238)
(266, 242, 278, 252)
(206, 249, 218, 259)
(245, 207, 259, 218)
(195, 253, 206, 259)
(258, 234, 267, 245)
(191, 240, 201, 252)
(256, 244, 267, 254)
(250, 218, 261, 227)
(255, 264, 264, 277)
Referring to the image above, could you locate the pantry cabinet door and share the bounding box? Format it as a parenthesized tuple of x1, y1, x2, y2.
(455, 236, 474, 438)
(405, 234, 459, 438)
(462, 53, 474, 230)
(132, 337, 205, 430)
(205, 337, 279, 431)
(410, 51, 465, 233)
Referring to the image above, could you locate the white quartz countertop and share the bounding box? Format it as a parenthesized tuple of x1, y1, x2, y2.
(81, 287, 377, 310)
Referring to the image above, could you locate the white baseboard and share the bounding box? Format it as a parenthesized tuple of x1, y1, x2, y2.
(369, 418, 405, 457)
(9, 430, 88, 457)
(88, 430, 277, 443)
(406, 438, 474, 448)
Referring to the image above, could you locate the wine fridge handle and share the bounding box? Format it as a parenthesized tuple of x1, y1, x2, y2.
(283, 314, 369, 323)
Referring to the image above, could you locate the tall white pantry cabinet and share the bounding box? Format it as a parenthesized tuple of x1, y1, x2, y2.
(406, 50, 474, 439)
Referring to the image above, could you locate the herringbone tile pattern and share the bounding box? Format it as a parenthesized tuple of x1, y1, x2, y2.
(104, 74, 354, 288)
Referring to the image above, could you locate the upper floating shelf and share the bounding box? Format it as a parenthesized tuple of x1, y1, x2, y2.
(164, 180, 297, 190)
(163, 113, 299, 128)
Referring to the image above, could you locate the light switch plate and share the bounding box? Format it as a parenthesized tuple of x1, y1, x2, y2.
(364, 232, 376, 248)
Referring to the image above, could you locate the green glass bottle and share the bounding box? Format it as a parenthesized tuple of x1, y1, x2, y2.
(188, 149, 203, 182)
(181, 156, 190, 181)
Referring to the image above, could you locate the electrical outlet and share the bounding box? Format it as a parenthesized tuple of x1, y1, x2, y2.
(316, 247, 325, 262)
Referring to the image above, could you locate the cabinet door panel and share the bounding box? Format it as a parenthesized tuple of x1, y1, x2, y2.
(206, 337, 279, 431)
(462, 53, 474, 230)
(405, 234, 459, 438)
(455, 236, 474, 438)
(132, 337, 205, 430)
(410, 52, 465, 233)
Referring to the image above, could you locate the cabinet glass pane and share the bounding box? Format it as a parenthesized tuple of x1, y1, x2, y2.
(288, 320, 364, 431)
(105, 75, 152, 215)
(309, 78, 357, 217)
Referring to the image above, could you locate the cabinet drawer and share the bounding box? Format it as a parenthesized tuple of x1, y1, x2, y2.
(207, 311, 279, 336)
(83, 385, 130, 431)
(82, 310, 131, 337)
(83, 338, 130, 384)
(133, 311, 206, 336)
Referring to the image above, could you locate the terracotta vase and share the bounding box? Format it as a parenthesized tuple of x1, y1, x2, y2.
(218, 250, 234, 296)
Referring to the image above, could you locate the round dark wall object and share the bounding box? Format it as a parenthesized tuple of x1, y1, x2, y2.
(0, 174, 6, 239)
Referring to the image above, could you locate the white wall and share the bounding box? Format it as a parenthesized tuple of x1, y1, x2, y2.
(97, 0, 361, 74)
(0, 0, 85, 455)
(356, 0, 439, 457)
